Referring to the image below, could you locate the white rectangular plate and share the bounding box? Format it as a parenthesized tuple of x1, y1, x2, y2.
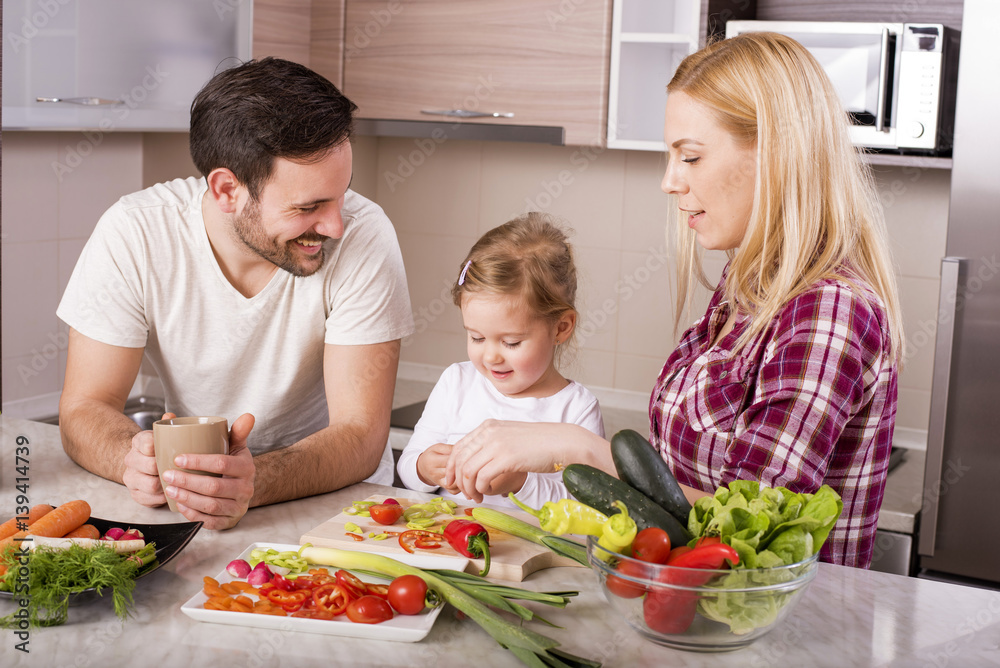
(180, 542, 469, 642)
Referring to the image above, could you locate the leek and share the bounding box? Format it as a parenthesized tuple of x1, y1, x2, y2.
(299, 546, 599, 668)
(471, 507, 589, 567)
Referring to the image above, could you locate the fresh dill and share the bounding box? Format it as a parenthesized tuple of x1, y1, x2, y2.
(0, 542, 156, 627)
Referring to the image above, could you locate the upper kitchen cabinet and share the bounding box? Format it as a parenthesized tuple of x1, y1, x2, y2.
(607, 0, 754, 150)
(341, 0, 612, 147)
(2, 0, 252, 131)
(253, 0, 345, 88)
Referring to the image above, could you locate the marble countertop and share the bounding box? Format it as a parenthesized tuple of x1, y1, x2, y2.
(3, 416, 998, 666)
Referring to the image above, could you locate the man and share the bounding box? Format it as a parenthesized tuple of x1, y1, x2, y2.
(57, 58, 413, 530)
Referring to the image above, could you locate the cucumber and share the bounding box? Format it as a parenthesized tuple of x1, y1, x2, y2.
(610, 429, 693, 526)
(562, 463, 691, 547)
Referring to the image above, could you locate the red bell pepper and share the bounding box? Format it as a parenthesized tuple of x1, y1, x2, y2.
(443, 519, 492, 576)
(644, 541, 739, 635)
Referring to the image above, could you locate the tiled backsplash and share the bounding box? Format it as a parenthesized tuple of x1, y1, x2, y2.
(2, 131, 947, 449)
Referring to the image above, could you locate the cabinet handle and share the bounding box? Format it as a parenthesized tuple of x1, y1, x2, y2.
(420, 109, 514, 119)
(36, 96, 122, 106)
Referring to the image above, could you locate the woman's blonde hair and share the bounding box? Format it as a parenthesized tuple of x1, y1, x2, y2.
(667, 31, 904, 360)
(451, 212, 578, 333)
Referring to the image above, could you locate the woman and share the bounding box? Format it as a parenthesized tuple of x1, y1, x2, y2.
(445, 32, 902, 568)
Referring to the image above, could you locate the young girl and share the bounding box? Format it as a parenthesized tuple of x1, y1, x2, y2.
(396, 213, 604, 509)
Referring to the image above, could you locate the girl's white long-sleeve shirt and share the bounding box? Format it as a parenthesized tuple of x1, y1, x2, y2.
(396, 361, 605, 510)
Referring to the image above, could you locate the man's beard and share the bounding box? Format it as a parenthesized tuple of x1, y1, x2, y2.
(231, 197, 327, 277)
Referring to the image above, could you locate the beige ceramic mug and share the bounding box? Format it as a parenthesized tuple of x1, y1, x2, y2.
(153, 416, 229, 512)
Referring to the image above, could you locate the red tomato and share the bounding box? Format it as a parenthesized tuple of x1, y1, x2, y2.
(346, 595, 394, 624)
(632, 527, 672, 564)
(387, 574, 428, 615)
(369, 503, 405, 525)
(604, 559, 648, 599)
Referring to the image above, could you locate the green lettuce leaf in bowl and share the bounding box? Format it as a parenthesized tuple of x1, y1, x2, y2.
(688, 482, 843, 634)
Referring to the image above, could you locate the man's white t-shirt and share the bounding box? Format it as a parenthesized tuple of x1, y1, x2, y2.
(396, 361, 605, 509)
(57, 177, 414, 483)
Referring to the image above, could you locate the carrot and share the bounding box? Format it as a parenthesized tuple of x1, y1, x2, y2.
(0, 500, 91, 561)
(204, 581, 228, 598)
(23, 500, 91, 539)
(221, 582, 243, 595)
(62, 524, 100, 540)
(0, 504, 54, 540)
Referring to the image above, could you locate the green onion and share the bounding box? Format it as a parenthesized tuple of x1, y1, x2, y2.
(300, 546, 599, 667)
(471, 507, 589, 567)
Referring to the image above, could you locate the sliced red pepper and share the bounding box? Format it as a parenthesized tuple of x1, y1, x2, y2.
(398, 529, 445, 554)
(345, 532, 365, 541)
(265, 588, 309, 612)
(335, 570, 368, 600)
(312, 582, 351, 615)
(270, 573, 295, 591)
(443, 519, 491, 576)
(365, 583, 390, 600)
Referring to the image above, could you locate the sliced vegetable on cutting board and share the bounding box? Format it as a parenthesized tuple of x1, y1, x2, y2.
(299, 494, 586, 581)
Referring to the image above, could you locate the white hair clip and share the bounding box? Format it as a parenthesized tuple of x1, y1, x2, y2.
(458, 260, 472, 285)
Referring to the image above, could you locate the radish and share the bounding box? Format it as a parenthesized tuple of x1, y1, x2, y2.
(102, 527, 126, 541)
(226, 559, 252, 579)
(121, 528, 144, 541)
(247, 561, 273, 586)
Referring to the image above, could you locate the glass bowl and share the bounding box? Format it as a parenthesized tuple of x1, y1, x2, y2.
(588, 536, 818, 652)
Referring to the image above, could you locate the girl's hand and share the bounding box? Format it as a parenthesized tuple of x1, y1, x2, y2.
(446, 420, 611, 503)
(416, 443, 459, 492)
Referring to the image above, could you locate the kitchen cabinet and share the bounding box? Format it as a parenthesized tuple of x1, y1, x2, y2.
(253, 0, 345, 89)
(341, 0, 612, 147)
(607, 1, 754, 150)
(1, 0, 252, 131)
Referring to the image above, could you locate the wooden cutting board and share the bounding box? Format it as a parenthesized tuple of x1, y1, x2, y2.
(299, 494, 586, 581)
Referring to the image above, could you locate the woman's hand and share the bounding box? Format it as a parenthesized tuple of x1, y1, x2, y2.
(160, 413, 256, 530)
(445, 420, 612, 503)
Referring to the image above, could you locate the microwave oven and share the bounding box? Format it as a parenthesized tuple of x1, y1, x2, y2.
(725, 21, 960, 155)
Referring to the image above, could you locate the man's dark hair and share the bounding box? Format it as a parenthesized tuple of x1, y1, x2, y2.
(189, 57, 358, 200)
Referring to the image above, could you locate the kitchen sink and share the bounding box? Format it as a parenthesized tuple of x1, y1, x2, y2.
(36, 395, 166, 431)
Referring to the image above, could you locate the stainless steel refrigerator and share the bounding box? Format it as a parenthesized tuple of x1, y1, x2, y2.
(919, 0, 1000, 588)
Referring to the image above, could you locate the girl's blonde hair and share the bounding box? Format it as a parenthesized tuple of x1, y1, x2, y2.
(452, 213, 578, 331)
(667, 31, 904, 360)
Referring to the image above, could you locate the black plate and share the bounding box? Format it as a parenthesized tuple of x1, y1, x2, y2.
(0, 516, 202, 605)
